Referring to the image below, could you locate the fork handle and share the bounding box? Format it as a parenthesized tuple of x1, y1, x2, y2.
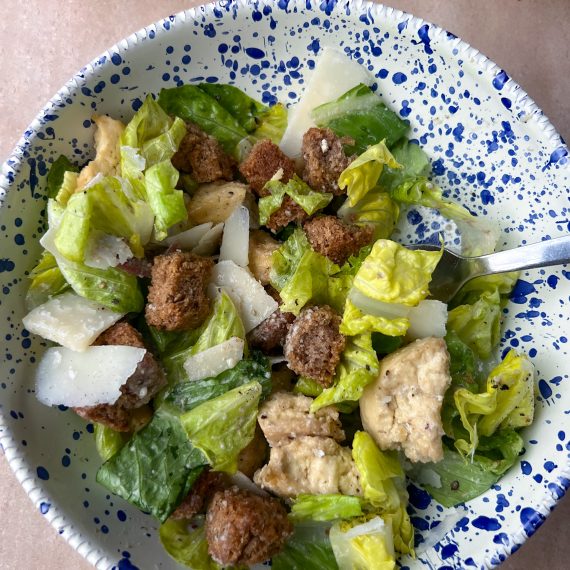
(478, 235, 570, 274)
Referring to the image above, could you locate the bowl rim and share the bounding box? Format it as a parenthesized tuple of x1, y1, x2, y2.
(0, 1, 568, 568)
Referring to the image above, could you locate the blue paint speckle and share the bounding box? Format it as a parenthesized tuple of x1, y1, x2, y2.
(37, 466, 49, 481)
(39, 502, 51, 514)
(392, 72, 407, 84)
(472, 516, 501, 531)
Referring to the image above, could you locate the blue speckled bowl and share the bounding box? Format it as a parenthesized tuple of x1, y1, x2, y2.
(1, 1, 569, 568)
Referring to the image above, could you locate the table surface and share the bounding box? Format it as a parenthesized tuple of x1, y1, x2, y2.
(1, 1, 568, 569)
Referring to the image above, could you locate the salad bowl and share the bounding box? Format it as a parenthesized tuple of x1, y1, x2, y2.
(0, 1, 569, 569)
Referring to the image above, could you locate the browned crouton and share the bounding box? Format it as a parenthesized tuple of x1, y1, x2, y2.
(247, 308, 296, 354)
(284, 305, 345, 387)
(170, 470, 227, 521)
(172, 122, 234, 183)
(266, 195, 309, 233)
(74, 322, 166, 432)
(237, 423, 269, 478)
(206, 487, 293, 566)
(239, 139, 296, 197)
(303, 215, 374, 266)
(145, 251, 213, 332)
(302, 127, 354, 195)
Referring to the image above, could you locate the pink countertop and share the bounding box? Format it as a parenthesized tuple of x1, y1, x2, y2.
(1, 1, 568, 568)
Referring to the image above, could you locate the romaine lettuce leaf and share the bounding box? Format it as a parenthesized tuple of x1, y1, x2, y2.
(294, 376, 324, 398)
(340, 299, 409, 337)
(337, 190, 399, 240)
(312, 83, 409, 154)
(96, 409, 207, 522)
(259, 175, 333, 225)
(54, 191, 92, 262)
(371, 333, 403, 356)
(329, 516, 396, 570)
(352, 239, 442, 306)
(160, 518, 220, 570)
(377, 139, 430, 193)
(290, 494, 363, 522)
(339, 141, 401, 207)
(179, 381, 262, 473)
(311, 333, 379, 412)
(250, 102, 288, 145)
(25, 251, 70, 310)
(94, 423, 128, 462)
(47, 155, 79, 199)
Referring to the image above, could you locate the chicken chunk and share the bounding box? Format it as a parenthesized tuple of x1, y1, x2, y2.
(171, 122, 234, 183)
(304, 215, 374, 266)
(238, 139, 296, 197)
(284, 305, 345, 387)
(248, 230, 280, 285)
(77, 115, 125, 189)
(360, 337, 452, 463)
(73, 322, 166, 431)
(254, 436, 361, 498)
(170, 470, 227, 520)
(206, 487, 293, 566)
(145, 251, 213, 332)
(302, 127, 354, 195)
(247, 308, 295, 354)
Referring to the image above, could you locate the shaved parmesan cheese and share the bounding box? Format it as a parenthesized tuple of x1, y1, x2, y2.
(407, 300, 448, 340)
(35, 345, 146, 407)
(164, 222, 213, 249)
(183, 337, 245, 382)
(23, 292, 125, 351)
(192, 223, 224, 256)
(219, 206, 249, 267)
(279, 48, 372, 157)
(209, 260, 278, 332)
(84, 231, 133, 269)
(229, 471, 269, 497)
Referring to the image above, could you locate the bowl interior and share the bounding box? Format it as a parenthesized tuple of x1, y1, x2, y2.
(1, 2, 569, 569)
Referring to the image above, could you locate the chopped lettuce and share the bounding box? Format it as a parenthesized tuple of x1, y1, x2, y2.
(311, 334, 379, 412)
(25, 251, 70, 310)
(250, 102, 288, 145)
(454, 350, 535, 456)
(352, 239, 442, 306)
(290, 494, 363, 522)
(378, 139, 430, 193)
(312, 83, 409, 153)
(270, 229, 349, 315)
(371, 333, 403, 356)
(340, 299, 409, 337)
(160, 518, 220, 570)
(46, 155, 79, 199)
(294, 376, 324, 398)
(259, 175, 333, 225)
(94, 423, 128, 462)
(330, 516, 396, 570)
(339, 141, 401, 207)
(96, 409, 207, 522)
(337, 190, 399, 240)
(54, 191, 92, 262)
(179, 381, 262, 473)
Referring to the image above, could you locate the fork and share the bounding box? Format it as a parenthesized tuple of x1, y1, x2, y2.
(407, 236, 570, 303)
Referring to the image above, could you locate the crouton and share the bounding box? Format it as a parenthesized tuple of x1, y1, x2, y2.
(239, 139, 296, 197)
(257, 392, 345, 447)
(206, 487, 293, 566)
(247, 308, 295, 354)
(254, 436, 362, 498)
(284, 305, 345, 387)
(171, 122, 234, 183)
(265, 195, 309, 233)
(360, 337, 452, 463)
(302, 127, 354, 195)
(303, 215, 374, 266)
(145, 251, 213, 331)
(74, 322, 166, 431)
(237, 424, 269, 479)
(248, 230, 280, 285)
(170, 470, 227, 521)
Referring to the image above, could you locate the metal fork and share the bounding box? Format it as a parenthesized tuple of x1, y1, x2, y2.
(407, 236, 570, 303)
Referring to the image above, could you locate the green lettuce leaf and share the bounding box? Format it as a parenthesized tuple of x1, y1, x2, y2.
(259, 175, 333, 225)
(272, 523, 339, 570)
(371, 333, 403, 356)
(340, 299, 409, 337)
(290, 494, 363, 522)
(352, 239, 442, 306)
(25, 251, 70, 310)
(337, 190, 399, 240)
(54, 191, 92, 262)
(47, 155, 79, 199)
(294, 376, 324, 398)
(94, 423, 128, 462)
(377, 139, 430, 193)
(339, 141, 401, 207)
(160, 518, 220, 570)
(96, 409, 207, 522)
(312, 83, 409, 154)
(179, 381, 262, 473)
(249, 102, 288, 145)
(311, 334, 379, 412)
(329, 516, 397, 570)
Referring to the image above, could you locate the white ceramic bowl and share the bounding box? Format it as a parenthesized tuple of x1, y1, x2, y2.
(1, 1, 569, 568)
